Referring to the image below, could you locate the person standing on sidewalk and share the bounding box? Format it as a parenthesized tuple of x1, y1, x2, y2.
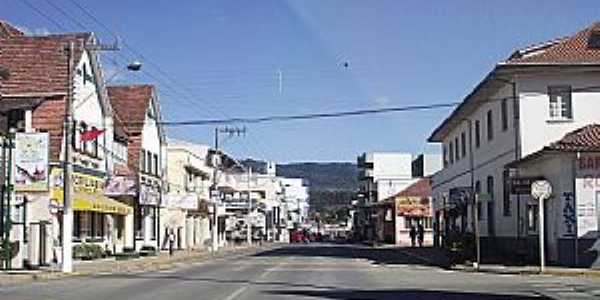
(409, 225, 417, 247)
(168, 229, 175, 256)
(417, 223, 425, 248)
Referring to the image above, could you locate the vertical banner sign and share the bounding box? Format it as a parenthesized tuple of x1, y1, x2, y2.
(14, 132, 49, 192)
(562, 192, 576, 237)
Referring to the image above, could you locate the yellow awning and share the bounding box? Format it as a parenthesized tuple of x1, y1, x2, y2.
(54, 190, 133, 215)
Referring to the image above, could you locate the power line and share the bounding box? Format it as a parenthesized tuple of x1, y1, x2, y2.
(160, 102, 459, 126)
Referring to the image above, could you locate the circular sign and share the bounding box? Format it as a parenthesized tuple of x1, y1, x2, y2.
(531, 180, 552, 200)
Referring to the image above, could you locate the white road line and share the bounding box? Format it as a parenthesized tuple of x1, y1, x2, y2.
(222, 285, 248, 300)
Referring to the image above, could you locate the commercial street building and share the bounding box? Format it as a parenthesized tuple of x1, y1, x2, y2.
(162, 139, 212, 251)
(428, 22, 600, 267)
(0, 23, 134, 268)
(107, 85, 165, 251)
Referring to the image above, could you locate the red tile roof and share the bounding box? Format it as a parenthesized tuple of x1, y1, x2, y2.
(395, 177, 432, 198)
(506, 22, 600, 65)
(0, 32, 90, 96)
(544, 124, 600, 152)
(107, 85, 155, 172)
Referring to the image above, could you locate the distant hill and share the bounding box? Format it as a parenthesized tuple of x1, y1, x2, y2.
(277, 162, 357, 217)
(276, 162, 358, 191)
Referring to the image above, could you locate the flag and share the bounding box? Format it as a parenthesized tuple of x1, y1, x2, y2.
(80, 128, 105, 142)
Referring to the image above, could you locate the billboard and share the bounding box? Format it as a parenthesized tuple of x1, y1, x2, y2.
(14, 132, 49, 192)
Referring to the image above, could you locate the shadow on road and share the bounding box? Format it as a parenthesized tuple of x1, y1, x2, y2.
(253, 244, 447, 267)
(265, 288, 551, 300)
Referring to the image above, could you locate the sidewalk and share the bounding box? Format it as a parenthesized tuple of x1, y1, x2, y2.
(397, 246, 600, 279)
(0, 243, 275, 286)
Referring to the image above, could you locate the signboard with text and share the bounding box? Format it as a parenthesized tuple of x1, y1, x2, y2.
(575, 153, 600, 239)
(14, 132, 49, 192)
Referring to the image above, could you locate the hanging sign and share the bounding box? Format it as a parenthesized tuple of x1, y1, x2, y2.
(14, 132, 49, 192)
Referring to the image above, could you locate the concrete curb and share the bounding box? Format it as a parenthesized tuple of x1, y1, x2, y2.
(0, 244, 279, 286)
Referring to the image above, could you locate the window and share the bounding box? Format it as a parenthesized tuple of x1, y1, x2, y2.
(486, 110, 494, 141)
(486, 175, 495, 236)
(140, 150, 146, 172)
(449, 141, 454, 164)
(475, 180, 482, 219)
(79, 122, 88, 152)
(92, 212, 104, 238)
(146, 151, 152, 174)
(501, 99, 508, 131)
(443, 145, 448, 167)
(455, 137, 460, 161)
(548, 86, 573, 120)
(502, 169, 511, 216)
(153, 153, 158, 176)
(461, 132, 466, 158)
(134, 206, 157, 240)
(548, 86, 572, 120)
(475, 120, 481, 148)
(527, 204, 538, 232)
(90, 126, 99, 157)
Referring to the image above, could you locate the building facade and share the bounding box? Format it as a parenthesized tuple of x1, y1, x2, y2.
(428, 22, 600, 266)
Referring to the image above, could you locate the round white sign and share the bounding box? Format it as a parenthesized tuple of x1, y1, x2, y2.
(531, 180, 552, 200)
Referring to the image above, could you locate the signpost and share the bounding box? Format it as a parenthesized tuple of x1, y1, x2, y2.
(531, 180, 552, 272)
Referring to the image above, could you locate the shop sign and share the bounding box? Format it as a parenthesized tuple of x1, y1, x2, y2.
(105, 176, 136, 197)
(50, 168, 105, 197)
(139, 184, 160, 206)
(510, 176, 544, 195)
(449, 187, 472, 206)
(14, 132, 49, 192)
(575, 153, 600, 238)
(163, 193, 198, 210)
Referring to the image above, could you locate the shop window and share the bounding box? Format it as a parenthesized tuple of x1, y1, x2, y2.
(92, 212, 104, 239)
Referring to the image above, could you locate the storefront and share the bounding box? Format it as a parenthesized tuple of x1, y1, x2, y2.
(50, 168, 133, 256)
(136, 183, 160, 250)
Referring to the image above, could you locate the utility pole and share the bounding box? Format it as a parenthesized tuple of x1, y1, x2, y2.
(62, 39, 120, 273)
(474, 193, 480, 270)
(210, 126, 246, 252)
(247, 167, 252, 246)
(61, 40, 75, 273)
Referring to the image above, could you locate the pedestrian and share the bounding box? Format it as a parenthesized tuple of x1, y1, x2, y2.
(417, 222, 425, 248)
(409, 225, 417, 247)
(168, 229, 175, 256)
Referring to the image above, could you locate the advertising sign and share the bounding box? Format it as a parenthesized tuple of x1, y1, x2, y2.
(14, 132, 49, 192)
(575, 153, 600, 239)
(105, 176, 137, 197)
(510, 176, 544, 195)
(139, 184, 160, 206)
(163, 193, 198, 210)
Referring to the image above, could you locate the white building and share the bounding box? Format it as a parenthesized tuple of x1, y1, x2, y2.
(163, 139, 212, 251)
(357, 152, 416, 204)
(280, 178, 310, 227)
(428, 22, 600, 266)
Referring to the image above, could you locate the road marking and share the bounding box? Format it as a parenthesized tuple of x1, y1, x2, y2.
(222, 285, 248, 300)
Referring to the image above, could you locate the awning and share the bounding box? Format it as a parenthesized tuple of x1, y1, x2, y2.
(54, 191, 133, 215)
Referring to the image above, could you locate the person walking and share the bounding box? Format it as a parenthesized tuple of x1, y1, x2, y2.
(409, 225, 417, 247)
(168, 229, 175, 256)
(417, 222, 425, 248)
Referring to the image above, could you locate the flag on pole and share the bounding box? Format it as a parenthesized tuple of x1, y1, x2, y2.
(80, 128, 105, 142)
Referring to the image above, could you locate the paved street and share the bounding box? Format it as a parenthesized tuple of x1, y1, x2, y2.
(1, 244, 599, 300)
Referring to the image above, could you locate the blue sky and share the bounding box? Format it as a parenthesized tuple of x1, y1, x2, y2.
(4, 0, 600, 162)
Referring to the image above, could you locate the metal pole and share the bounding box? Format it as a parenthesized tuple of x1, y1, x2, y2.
(474, 193, 480, 270)
(61, 41, 75, 273)
(538, 195, 545, 273)
(211, 127, 219, 252)
(247, 167, 252, 246)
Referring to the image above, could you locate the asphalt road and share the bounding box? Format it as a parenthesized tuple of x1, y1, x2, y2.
(1, 244, 599, 300)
